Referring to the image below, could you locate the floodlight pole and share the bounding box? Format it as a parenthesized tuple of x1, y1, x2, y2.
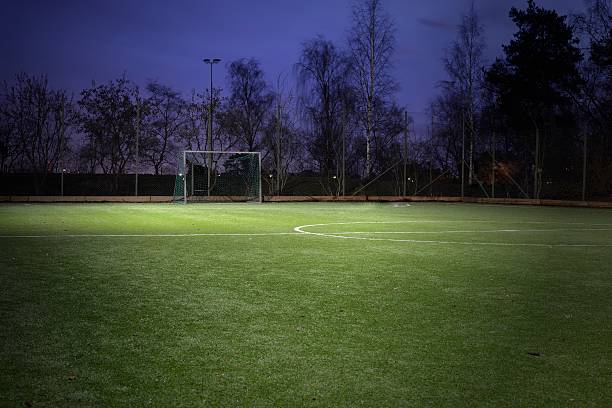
(533, 124, 540, 199)
(258, 152, 263, 203)
(135, 97, 140, 196)
(276, 97, 282, 195)
(183, 151, 187, 204)
(403, 110, 408, 197)
(191, 161, 194, 197)
(204, 58, 221, 196)
(491, 132, 496, 198)
(461, 112, 465, 199)
(429, 112, 433, 197)
(582, 128, 587, 201)
(341, 106, 347, 196)
(59, 95, 66, 197)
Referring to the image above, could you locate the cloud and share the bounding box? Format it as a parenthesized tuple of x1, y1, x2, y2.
(417, 17, 455, 31)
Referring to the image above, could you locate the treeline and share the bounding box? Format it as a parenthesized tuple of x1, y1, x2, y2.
(1, 0, 610, 198)
(431, 0, 612, 199)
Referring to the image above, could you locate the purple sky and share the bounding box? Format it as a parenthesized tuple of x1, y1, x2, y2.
(1, 0, 583, 135)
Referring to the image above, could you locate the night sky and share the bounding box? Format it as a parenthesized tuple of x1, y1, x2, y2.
(1, 0, 583, 134)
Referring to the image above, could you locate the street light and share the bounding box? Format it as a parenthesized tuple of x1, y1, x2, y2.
(203, 58, 221, 196)
(203, 58, 221, 151)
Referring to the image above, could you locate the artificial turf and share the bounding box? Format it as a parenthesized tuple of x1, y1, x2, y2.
(0, 202, 611, 407)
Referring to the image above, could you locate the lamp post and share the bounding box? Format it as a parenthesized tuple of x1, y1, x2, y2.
(203, 58, 221, 196)
(135, 95, 140, 196)
(403, 109, 409, 197)
(61, 169, 66, 196)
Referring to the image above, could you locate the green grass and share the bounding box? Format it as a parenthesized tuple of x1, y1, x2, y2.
(1, 202, 611, 407)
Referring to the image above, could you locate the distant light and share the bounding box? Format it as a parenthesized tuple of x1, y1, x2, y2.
(332, 175, 337, 179)
(269, 174, 273, 178)
(62, 169, 66, 172)
(179, 173, 183, 177)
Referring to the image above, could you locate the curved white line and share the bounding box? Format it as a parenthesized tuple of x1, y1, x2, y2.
(327, 228, 612, 235)
(293, 221, 612, 247)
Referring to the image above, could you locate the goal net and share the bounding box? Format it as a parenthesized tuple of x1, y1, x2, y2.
(172, 151, 262, 203)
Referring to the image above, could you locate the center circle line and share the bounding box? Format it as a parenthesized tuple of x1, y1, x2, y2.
(292, 221, 612, 247)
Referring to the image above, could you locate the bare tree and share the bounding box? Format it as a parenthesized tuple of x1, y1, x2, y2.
(225, 58, 273, 151)
(372, 100, 404, 169)
(142, 81, 185, 175)
(444, 2, 486, 185)
(573, 0, 611, 136)
(296, 36, 352, 192)
(431, 86, 464, 176)
(263, 72, 303, 194)
(1, 74, 72, 191)
(180, 90, 205, 151)
(573, 0, 612, 196)
(0, 85, 20, 173)
(78, 77, 138, 178)
(348, 0, 397, 178)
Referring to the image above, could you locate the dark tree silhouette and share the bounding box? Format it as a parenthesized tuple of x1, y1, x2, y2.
(225, 58, 273, 151)
(573, 0, 612, 196)
(78, 77, 139, 177)
(486, 0, 583, 198)
(444, 3, 486, 185)
(348, 0, 397, 177)
(143, 81, 185, 175)
(1, 73, 72, 192)
(296, 36, 352, 191)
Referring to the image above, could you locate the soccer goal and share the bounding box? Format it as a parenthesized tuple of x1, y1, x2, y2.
(172, 151, 262, 203)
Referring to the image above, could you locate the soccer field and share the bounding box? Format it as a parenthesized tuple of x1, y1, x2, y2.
(1, 202, 611, 407)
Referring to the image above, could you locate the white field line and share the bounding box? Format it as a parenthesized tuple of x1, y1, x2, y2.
(327, 228, 612, 235)
(2, 220, 612, 243)
(293, 222, 612, 247)
(297, 220, 612, 226)
(0, 232, 298, 238)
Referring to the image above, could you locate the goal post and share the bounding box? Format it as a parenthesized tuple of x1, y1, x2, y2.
(172, 151, 262, 203)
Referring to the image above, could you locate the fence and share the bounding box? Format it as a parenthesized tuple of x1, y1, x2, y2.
(0, 173, 173, 196)
(0, 169, 610, 202)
